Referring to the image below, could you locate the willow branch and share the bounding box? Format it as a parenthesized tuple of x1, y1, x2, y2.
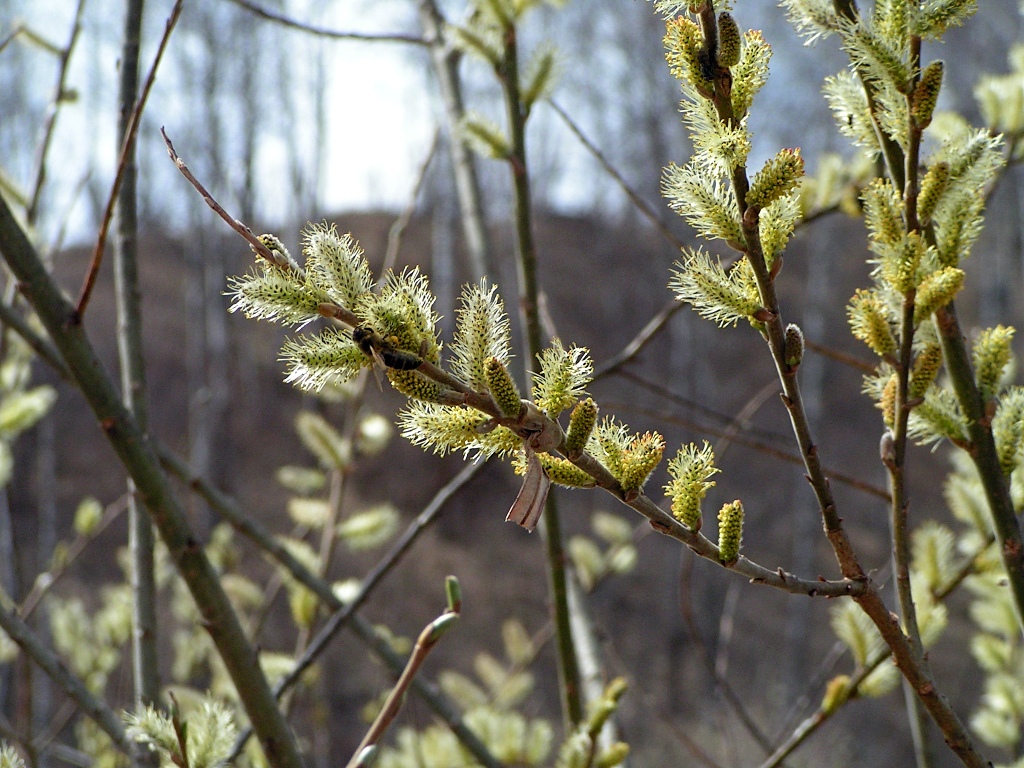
(0, 195, 304, 768)
(546, 99, 686, 251)
(224, 0, 427, 44)
(0, 601, 131, 755)
(76, 0, 183, 318)
(592, 300, 686, 379)
(416, 0, 492, 279)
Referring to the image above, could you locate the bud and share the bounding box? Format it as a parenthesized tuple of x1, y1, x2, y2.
(880, 373, 898, 427)
(566, 398, 598, 457)
(484, 357, 523, 418)
(257, 233, 292, 268)
(618, 432, 666, 493)
(913, 266, 965, 324)
(909, 344, 943, 399)
(911, 60, 943, 129)
(539, 455, 596, 488)
(74, 497, 103, 537)
(821, 675, 852, 715)
(974, 325, 1016, 401)
(717, 12, 741, 68)
(595, 743, 630, 768)
(784, 323, 804, 370)
(717, 500, 744, 565)
(746, 148, 804, 211)
(848, 289, 897, 357)
(387, 369, 447, 403)
(445, 575, 462, 614)
(917, 161, 950, 225)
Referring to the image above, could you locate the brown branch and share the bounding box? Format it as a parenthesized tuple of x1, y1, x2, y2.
(804, 339, 876, 374)
(223, 0, 427, 44)
(547, 99, 687, 252)
(592, 300, 687, 379)
(75, 0, 184, 318)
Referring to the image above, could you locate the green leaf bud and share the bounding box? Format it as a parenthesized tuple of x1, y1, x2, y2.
(880, 374, 898, 428)
(746, 148, 804, 211)
(821, 675, 852, 715)
(73, 497, 103, 537)
(848, 289, 897, 357)
(595, 743, 630, 768)
(618, 431, 666, 493)
(426, 612, 459, 643)
(784, 323, 804, 370)
(290, 586, 319, 629)
(387, 369, 448, 404)
(566, 398, 598, 456)
(539, 455, 596, 488)
(973, 325, 1015, 401)
(913, 266, 965, 324)
(884, 232, 925, 295)
(717, 12, 741, 68)
(911, 60, 943, 128)
(665, 442, 719, 531)
(909, 344, 943, 399)
(484, 357, 523, 418)
(445, 576, 462, 614)
(917, 161, 950, 225)
(295, 411, 351, 470)
(664, 17, 713, 95)
(716, 500, 744, 565)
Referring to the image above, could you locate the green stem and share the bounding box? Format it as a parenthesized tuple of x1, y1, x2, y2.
(498, 21, 584, 728)
(112, 0, 161, 712)
(0, 197, 304, 768)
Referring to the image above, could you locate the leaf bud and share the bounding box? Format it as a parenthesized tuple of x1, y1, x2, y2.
(913, 266, 965, 324)
(595, 742, 630, 768)
(73, 497, 103, 537)
(821, 675, 852, 715)
(880, 374, 897, 427)
(784, 323, 804, 370)
(973, 325, 1016, 401)
(909, 344, 943, 399)
(746, 149, 804, 211)
(847, 289, 897, 357)
(387, 369, 448, 404)
(911, 60, 943, 129)
(917, 161, 950, 225)
(445, 575, 462, 614)
(257, 233, 292, 268)
(566, 398, 598, 457)
(618, 432, 666, 493)
(716, 500, 744, 565)
(484, 357, 523, 418)
(716, 12, 741, 68)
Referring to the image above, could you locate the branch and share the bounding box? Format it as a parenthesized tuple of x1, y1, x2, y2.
(0, 194, 304, 768)
(344, 580, 461, 768)
(76, 0, 183, 318)
(223, 0, 427, 44)
(381, 129, 440, 279)
(592, 300, 686, 379)
(0, 600, 131, 755)
(546, 99, 687, 252)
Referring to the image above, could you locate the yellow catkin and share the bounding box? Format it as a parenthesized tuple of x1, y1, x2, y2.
(717, 500, 744, 565)
(911, 60, 944, 128)
(566, 398, 598, 456)
(717, 12, 741, 68)
(484, 357, 522, 418)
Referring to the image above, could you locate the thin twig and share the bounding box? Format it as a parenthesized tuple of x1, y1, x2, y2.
(19, 497, 129, 619)
(344, 588, 461, 768)
(547, 99, 686, 252)
(0, 601, 131, 754)
(223, 0, 427, 44)
(803, 339, 876, 374)
(592, 300, 686, 379)
(76, 0, 184, 318)
(381, 129, 440, 279)
(27, 0, 87, 225)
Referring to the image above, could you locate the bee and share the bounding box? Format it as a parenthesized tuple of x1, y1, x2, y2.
(352, 326, 423, 389)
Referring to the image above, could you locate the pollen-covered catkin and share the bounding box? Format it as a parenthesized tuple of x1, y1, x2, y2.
(566, 398, 598, 456)
(484, 357, 523, 418)
(717, 500, 744, 565)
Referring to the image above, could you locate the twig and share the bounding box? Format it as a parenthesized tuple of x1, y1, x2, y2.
(344, 581, 461, 768)
(27, 0, 87, 225)
(803, 339, 876, 374)
(75, 0, 184, 318)
(547, 99, 686, 252)
(0, 194, 305, 768)
(592, 300, 686, 379)
(19, 497, 128, 619)
(0, 302, 70, 380)
(416, 0, 492, 280)
(381, 129, 440, 279)
(0, 600, 131, 755)
(223, 0, 427, 44)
